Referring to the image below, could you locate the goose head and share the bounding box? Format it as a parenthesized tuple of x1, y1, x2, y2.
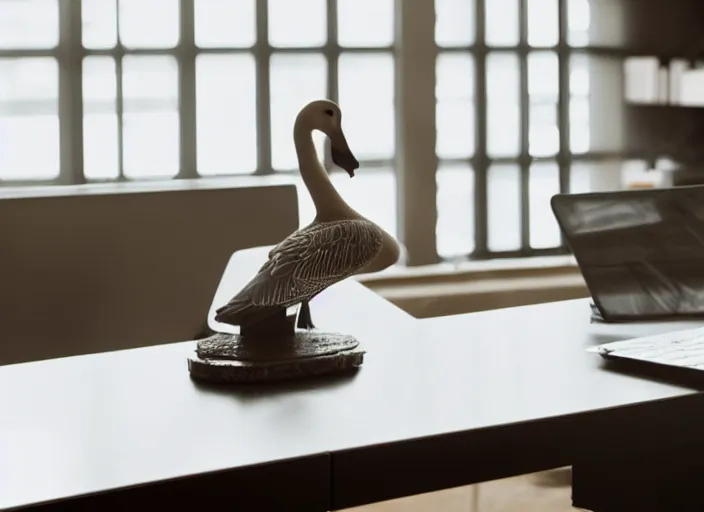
(300, 99, 359, 177)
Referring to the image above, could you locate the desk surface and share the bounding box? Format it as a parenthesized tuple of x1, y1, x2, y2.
(3, 247, 704, 511)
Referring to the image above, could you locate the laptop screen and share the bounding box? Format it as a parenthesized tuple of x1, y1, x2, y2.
(551, 185, 704, 322)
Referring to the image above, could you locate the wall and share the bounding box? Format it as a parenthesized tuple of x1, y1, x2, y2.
(0, 181, 298, 365)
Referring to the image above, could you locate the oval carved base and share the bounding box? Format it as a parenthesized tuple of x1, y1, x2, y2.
(187, 331, 365, 384)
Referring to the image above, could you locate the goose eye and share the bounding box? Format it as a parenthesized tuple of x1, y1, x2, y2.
(324, 109, 334, 117)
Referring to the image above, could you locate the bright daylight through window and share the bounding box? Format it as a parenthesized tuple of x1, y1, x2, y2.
(0, 0, 606, 265)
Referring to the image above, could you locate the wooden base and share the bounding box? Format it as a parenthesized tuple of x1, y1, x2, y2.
(188, 331, 365, 384)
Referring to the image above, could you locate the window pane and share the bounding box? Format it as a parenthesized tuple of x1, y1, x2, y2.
(83, 57, 119, 180)
(338, 0, 393, 47)
(122, 56, 179, 179)
(486, 0, 518, 46)
(270, 54, 327, 170)
(437, 102, 475, 159)
(436, 163, 475, 258)
(194, 0, 255, 48)
(570, 161, 635, 194)
(435, 0, 474, 47)
(570, 162, 591, 194)
(0, 59, 58, 106)
(529, 162, 561, 249)
(297, 165, 396, 235)
(82, 0, 117, 49)
(530, 103, 558, 157)
(570, 96, 589, 154)
(568, 0, 590, 47)
(528, 0, 558, 47)
(196, 54, 257, 175)
(487, 53, 519, 157)
(529, 52, 559, 157)
(529, 52, 558, 97)
(488, 165, 521, 251)
(0, 0, 58, 49)
(437, 53, 474, 100)
(570, 54, 589, 96)
(119, 0, 179, 49)
(331, 166, 396, 236)
(338, 53, 394, 160)
(0, 58, 59, 180)
(83, 58, 117, 103)
(436, 53, 474, 158)
(570, 54, 590, 154)
(269, 0, 326, 47)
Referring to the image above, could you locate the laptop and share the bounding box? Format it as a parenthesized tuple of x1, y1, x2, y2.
(551, 185, 704, 323)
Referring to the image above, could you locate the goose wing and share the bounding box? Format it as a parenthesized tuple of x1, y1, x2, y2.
(215, 219, 383, 322)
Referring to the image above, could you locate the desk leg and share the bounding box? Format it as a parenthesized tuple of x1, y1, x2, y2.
(572, 446, 704, 512)
(471, 484, 480, 512)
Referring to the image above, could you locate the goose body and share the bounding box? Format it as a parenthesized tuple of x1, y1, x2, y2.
(215, 99, 400, 329)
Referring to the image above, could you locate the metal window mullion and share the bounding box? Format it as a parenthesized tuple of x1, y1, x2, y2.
(57, 0, 85, 185)
(79, 45, 392, 56)
(324, 0, 339, 171)
(115, 0, 125, 179)
(441, 150, 632, 169)
(0, 49, 57, 58)
(518, 0, 531, 252)
(394, 0, 438, 265)
(557, 0, 571, 250)
(254, 0, 272, 175)
(177, 0, 198, 179)
(115, 54, 125, 179)
(557, 0, 571, 193)
(472, 0, 489, 257)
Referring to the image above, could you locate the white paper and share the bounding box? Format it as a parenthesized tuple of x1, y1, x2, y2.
(589, 326, 704, 369)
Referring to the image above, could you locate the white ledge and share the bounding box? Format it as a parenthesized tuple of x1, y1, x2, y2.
(0, 175, 300, 199)
(359, 254, 579, 284)
(359, 259, 588, 318)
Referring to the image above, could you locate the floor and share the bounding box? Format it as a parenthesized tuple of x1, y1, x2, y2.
(345, 468, 578, 512)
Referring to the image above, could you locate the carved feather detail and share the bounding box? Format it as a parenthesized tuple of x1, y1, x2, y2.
(214, 219, 384, 325)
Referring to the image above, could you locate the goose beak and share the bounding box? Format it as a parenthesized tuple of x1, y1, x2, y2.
(331, 129, 359, 177)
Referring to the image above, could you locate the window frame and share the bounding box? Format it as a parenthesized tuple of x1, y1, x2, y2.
(0, 0, 629, 268)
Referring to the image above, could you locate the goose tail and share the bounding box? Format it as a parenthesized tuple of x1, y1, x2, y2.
(214, 300, 283, 328)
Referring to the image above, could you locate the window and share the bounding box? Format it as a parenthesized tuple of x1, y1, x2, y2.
(435, 0, 593, 260)
(0, 0, 632, 266)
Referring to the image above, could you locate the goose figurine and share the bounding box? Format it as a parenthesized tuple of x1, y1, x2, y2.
(214, 99, 400, 333)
